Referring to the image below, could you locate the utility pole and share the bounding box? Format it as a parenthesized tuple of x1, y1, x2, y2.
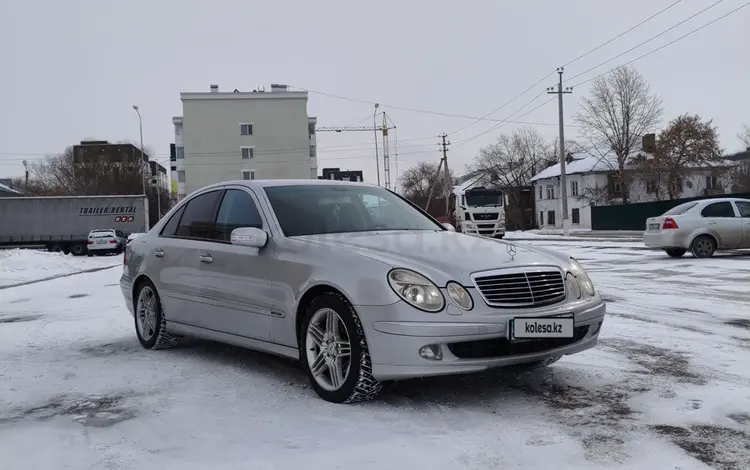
(382, 112, 391, 190)
(547, 67, 573, 236)
(22, 160, 29, 195)
(440, 133, 451, 218)
(373, 103, 380, 186)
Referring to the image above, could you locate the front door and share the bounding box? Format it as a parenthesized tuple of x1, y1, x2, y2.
(700, 201, 743, 249)
(734, 201, 750, 248)
(197, 187, 278, 342)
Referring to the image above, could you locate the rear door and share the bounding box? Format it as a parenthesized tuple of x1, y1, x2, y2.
(700, 201, 743, 249)
(154, 189, 222, 327)
(734, 201, 750, 248)
(196, 187, 278, 341)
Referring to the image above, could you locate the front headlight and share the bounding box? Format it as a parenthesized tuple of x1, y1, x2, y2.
(446, 282, 473, 310)
(566, 272, 582, 300)
(387, 269, 445, 312)
(569, 258, 596, 296)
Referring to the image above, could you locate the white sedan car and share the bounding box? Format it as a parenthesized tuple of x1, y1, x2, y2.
(643, 197, 750, 258)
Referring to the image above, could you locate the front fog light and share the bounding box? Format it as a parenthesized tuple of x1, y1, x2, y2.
(566, 272, 582, 300)
(446, 281, 473, 310)
(419, 344, 443, 360)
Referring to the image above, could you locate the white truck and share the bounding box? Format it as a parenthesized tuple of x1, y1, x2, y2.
(454, 185, 506, 238)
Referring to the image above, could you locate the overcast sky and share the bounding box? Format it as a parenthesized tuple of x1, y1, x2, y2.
(1, 0, 748, 184)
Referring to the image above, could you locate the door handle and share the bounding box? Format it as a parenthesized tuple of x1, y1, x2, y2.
(199, 253, 213, 264)
(153, 248, 165, 258)
(708, 221, 717, 225)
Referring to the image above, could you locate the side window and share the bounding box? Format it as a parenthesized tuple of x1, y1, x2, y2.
(213, 189, 263, 241)
(176, 190, 222, 239)
(160, 205, 186, 237)
(700, 202, 736, 218)
(735, 201, 750, 218)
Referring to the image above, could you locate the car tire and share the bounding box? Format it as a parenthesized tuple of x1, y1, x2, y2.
(300, 291, 382, 404)
(665, 248, 686, 258)
(87, 252, 93, 257)
(494, 234, 505, 239)
(70, 243, 86, 256)
(690, 235, 716, 258)
(133, 280, 179, 350)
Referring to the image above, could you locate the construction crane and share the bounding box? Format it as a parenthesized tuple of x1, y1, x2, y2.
(317, 113, 397, 190)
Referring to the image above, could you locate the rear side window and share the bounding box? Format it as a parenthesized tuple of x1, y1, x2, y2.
(701, 202, 736, 218)
(176, 190, 222, 239)
(213, 189, 263, 241)
(735, 201, 750, 218)
(160, 205, 186, 237)
(662, 202, 698, 216)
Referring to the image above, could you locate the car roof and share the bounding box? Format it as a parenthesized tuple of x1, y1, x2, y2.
(199, 179, 380, 192)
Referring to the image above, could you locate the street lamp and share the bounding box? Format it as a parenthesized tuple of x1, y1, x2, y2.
(22, 160, 28, 195)
(132, 105, 159, 219)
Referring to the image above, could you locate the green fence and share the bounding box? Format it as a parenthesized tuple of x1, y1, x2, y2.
(591, 192, 750, 231)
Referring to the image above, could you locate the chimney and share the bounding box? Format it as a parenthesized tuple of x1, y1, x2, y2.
(210, 84, 219, 93)
(270, 84, 288, 92)
(642, 133, 656, 153)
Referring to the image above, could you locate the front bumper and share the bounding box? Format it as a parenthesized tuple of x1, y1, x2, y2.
(459, 221, 506, 237)
(358, 297, 606, 381)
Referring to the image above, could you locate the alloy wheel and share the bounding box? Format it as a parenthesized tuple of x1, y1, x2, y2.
(136, 286, 158, 341)
(305, 308, 352, 391)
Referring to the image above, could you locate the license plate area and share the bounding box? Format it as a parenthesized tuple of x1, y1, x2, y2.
(96, 239, 107, 244)
(649, 223, 660, 230)
(510, 315, 574, 341)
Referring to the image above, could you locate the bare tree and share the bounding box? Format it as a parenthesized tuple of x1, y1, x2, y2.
(633, 114, 723, 200)
(574, 66, 663, 203)
(740, 124, 750, 147)
(399, 161, 454, 200)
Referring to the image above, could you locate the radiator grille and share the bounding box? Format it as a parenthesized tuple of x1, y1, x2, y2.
(473, 269, 566, 307)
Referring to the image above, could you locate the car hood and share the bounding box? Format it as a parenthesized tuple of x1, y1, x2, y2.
(295, 231, 568, 285)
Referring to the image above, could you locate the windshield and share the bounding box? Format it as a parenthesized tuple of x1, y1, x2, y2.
(264, 185, 444, 236)
(662, 201, 698, 216)
(465, 192, 503, 207)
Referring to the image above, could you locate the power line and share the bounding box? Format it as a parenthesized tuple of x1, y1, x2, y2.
(567, 0, 726, 83)
(571, 0, 750, 88)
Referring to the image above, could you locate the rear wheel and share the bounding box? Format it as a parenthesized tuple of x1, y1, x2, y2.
(301, 292, 381, 404)
(134, 281, 179, 350)
(70, 243, 86, 256)
(691, 235, 716, 258)
(665, 248, 686, 258)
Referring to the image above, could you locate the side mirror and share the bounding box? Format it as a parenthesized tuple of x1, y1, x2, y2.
(230, 227, 268, 248)
(442, 222, 456, 232)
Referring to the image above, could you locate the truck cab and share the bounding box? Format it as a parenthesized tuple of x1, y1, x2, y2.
(454, 186, 506, 238)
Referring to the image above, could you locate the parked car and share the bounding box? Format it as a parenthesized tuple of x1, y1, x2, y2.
(120, 180, 606, 403)
(87, 229, 127, 256)
(643, 197, 750, 258)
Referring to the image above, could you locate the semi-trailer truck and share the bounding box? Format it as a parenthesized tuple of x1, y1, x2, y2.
(0, 195, 149, 256)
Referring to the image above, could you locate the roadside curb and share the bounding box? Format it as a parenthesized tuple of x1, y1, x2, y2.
(0, 264, 121, 290)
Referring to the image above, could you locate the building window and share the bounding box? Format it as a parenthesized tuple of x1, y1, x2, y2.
(241, 147, 254, 159)
(538, 186, 543, 200)
(572, 208, 580, 224)
(308, 122, 316, 135)
(547, 210, 556, 226)
(570, 181, 579, 196)
(242, 170, 255, 180)
(539, 211, 544, 226)
(309, 146, 316, 158)
(706, 175, 718, 190)
(240, 124, 253, 136)
(176, 147, 184, 159)
(646, 179, 657, 193)
(546, 185, 555, 200)
(177, 171, 185, 183)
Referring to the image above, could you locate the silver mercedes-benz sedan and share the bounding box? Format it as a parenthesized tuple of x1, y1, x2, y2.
(120, 179, 606, 403)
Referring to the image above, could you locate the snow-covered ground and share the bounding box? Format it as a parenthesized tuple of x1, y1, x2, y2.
(0, 249, 122, 288)
(1, 243, 749, 469)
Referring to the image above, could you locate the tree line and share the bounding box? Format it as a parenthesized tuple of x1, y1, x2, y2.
(400, 65, 750, 206)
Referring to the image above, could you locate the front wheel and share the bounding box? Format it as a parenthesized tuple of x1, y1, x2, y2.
(665, 248, 686, 258)
(301, 292, 382, 404)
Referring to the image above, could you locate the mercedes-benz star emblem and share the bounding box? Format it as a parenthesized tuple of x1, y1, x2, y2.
(506, 243, 517, 259)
